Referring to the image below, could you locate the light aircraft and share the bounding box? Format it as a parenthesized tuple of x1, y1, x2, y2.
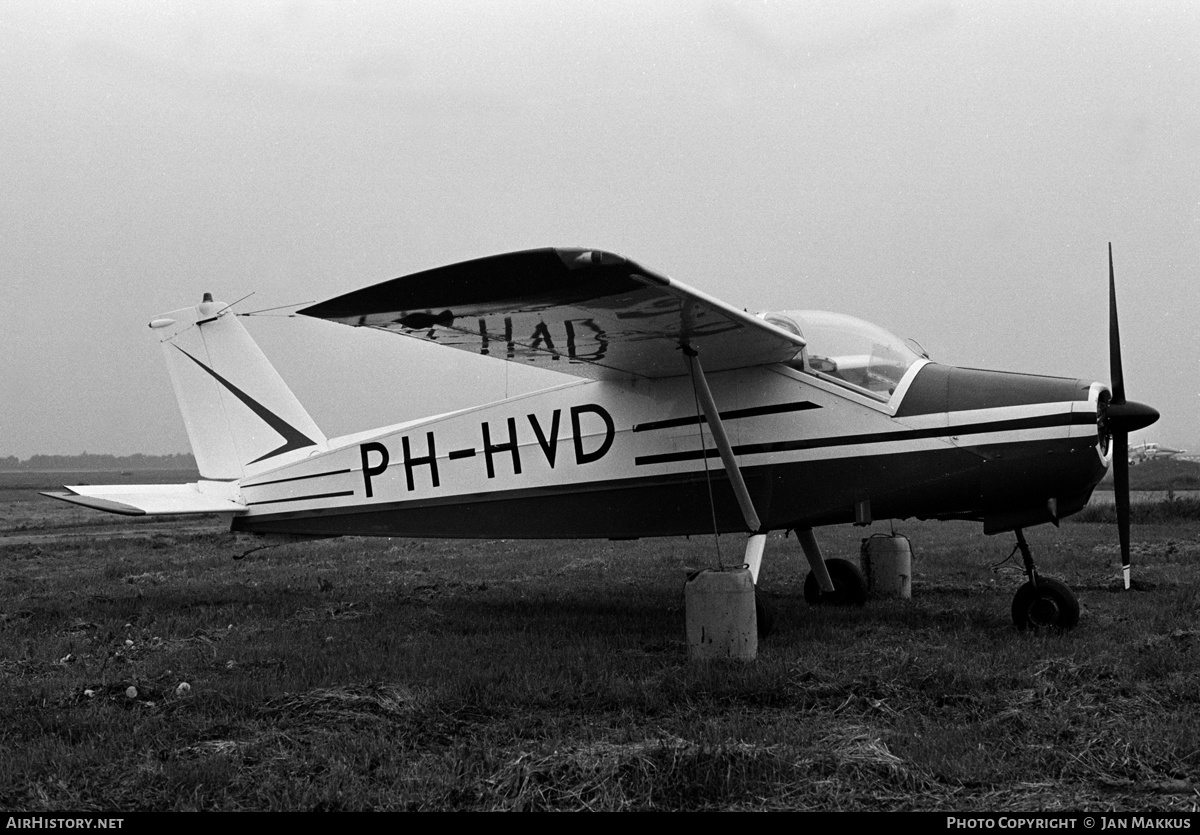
(46, 245, 1158, 631)
(1128, 442, 1187, 465)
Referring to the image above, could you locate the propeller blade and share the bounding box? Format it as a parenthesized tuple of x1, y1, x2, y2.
(1106, 244, 1157, 590)
(1108, 243, 1126, 405)
(1113, 431, 1131, 590)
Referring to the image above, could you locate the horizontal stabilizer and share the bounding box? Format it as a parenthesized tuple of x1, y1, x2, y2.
(42, 484, 247, 517)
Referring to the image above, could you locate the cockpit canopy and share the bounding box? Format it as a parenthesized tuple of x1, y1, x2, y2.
(759, 310, 925, 400)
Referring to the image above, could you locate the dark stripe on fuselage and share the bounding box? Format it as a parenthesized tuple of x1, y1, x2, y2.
(242, 468, 352, 489)
(634, 410, 1096, 466)
(631, 400, 820, 433)
(245, 490, 355, 507)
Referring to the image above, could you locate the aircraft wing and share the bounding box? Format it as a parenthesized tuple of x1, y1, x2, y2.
(42, 484, 246, 516)
(298, 248, 805, 380)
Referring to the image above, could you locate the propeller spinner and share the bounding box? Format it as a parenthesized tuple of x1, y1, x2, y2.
(1103, 243, 1160, 589)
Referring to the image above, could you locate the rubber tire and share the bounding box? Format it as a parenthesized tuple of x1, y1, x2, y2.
(755, 587, 775, 640)
(803, 558, 869, 606)
(1012, 577, 1080, 631)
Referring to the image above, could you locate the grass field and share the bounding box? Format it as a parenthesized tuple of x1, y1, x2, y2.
(3, 472, 1199, 811)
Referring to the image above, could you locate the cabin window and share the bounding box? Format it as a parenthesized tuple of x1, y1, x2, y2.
(761, 310, 923, 400)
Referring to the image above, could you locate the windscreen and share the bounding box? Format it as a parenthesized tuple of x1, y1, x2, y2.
(760, 310, 923, 399)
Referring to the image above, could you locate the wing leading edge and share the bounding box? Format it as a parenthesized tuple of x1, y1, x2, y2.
(298, 248, 804, 380)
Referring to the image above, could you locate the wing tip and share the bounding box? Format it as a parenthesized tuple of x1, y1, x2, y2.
(41, 490, 147, 516)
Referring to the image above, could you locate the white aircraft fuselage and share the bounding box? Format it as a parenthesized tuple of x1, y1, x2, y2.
(228, 360, 1109, 540)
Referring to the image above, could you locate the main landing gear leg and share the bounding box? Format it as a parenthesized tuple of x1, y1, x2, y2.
(744, 533, 766, 585)
(683, 349, 775, 638)
(741, 533, 775, 639)
(1010, 528, 1080, 630)
(798, 528, 868, 606)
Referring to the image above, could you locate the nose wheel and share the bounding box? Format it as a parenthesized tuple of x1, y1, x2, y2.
(1010, 529, 1080, 630)
(1012, 576, 1079, 630)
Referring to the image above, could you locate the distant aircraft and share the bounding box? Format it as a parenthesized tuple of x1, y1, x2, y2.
(46, 245, 1157, 631)
(1128, 442, 1187, 465)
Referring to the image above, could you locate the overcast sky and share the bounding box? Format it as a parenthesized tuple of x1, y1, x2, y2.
(2, 0, 1197, 459)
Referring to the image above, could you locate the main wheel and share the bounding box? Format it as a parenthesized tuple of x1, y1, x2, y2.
(755, 587, 775, 640)
(1012, 577, 1080, 630)
(803, 558, 868, 606)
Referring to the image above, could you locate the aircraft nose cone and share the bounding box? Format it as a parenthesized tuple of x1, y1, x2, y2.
(1106, 400, 1159, 434)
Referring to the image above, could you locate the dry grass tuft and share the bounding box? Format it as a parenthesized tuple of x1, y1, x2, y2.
(259, 682, 419, 726)
(818, 725, 907, 773)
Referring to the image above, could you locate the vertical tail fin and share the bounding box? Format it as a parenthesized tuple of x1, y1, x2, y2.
(150, 295, 326, 480)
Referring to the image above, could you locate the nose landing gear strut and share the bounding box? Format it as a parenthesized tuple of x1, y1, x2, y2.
(1010, 528, 1080, 630)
